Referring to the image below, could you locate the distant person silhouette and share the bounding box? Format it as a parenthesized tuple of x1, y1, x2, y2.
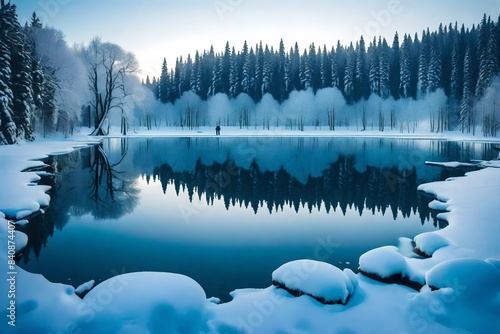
(215, 125, 221, 136)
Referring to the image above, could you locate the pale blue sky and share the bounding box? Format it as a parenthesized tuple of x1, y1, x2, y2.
(13, 0, 499, 79)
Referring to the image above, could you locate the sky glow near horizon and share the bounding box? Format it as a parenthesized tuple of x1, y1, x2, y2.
(12, 0, 500, 79)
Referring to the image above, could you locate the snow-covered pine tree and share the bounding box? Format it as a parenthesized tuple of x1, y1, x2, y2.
(181, 54, 192, 93)
(254, 41, 264, 100)
(344, 43, 356, 103)
(320, 45, 331, 88)
(261, 44, 272, 97)
(399, 34, 412, 98)
(0, 8, 16, 144)
(427, 33, 442, 93)
(221, 41, 231, 94)
(476, 20, 499, 97)
(3, 3, 35, 141)
(355, 36, 369, 100)
(229, 46, 240, 98)
(331, 46, 339, 88)
(379, 38, 391, 99)
(273, 38, 287, 101)
(460, 46, 473, 133)
(299, 48, 312, 90)
(369, 37, 380, 96)
(241, 41, 252, 96)
(190, 51, 202, 95)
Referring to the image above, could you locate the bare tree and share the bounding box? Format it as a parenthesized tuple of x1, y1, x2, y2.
(77, 37, 139, 136)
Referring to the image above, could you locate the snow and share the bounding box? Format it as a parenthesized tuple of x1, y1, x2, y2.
(413, 232, 451, 257)
(271, 260, 355, 304)
(75, 280, 95, 295)
(358, 246, 407, 279)
(425, 160, 476, 168)
(80, 272, 210, 334)
(1, 131, 500, 333)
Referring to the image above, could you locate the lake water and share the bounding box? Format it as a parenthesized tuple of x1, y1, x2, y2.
(17, 137, 497, 301)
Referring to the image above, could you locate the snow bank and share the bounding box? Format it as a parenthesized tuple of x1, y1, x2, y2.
(0, 137, 98, 219)
(271, 260, 356, 305)
(425, 161, 476, 168)
(81, 272, 209, 334)
(426, 258, 500, 293)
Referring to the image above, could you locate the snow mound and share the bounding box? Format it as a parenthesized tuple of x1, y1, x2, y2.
(426, 258, 500, 293)
(359, 246, 407, 279)
(75, 280, 95, 295)
(428, 199, 449, 211)
(272, 260, 355, 305)
(413, 232, 450, 257)
(82, 272, 209, 333)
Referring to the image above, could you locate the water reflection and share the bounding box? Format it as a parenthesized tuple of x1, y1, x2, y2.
(19, 142, 140, 262)
(16, 137, 495, 299)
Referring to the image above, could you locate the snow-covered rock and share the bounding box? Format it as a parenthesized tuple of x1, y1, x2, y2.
(81, 272, 209, 334)
(413, 232, 450, 257)
(272, 260, 356, 305)
(359, 246, 407, 279)
(359, 246, 424, 290)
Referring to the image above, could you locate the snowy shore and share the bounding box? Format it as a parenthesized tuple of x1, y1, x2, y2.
(1, 130, 499, 333)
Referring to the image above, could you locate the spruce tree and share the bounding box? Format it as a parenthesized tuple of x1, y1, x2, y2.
(159, 58, 170, 104)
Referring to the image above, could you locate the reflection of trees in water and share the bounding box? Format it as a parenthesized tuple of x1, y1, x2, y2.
(18, 142, 140, 263)
(148, 156, 444, 225)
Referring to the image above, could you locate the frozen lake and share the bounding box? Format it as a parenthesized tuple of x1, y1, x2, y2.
(16, 137, 497, 301)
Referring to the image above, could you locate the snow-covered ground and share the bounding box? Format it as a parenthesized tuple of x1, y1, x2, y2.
(1, 129, 499, 333)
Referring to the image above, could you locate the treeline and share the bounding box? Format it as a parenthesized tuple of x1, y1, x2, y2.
(0, 2, 87, 144)
(147, 14, 500, 134)
(0, 2, 145, 144)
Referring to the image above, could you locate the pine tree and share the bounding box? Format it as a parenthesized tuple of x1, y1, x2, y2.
(399, 34, 412, 98)
(290, 42, 301, 91)
(190, 51, 202, 95)
(369, 38, 380, 96)
(355, 36, 369, 100)
(379, 38, 391, 99)
(229, 46, 240, 97)
(4, 4, 35, 140)
(476, 20, 499, 97)
(344, 43, 356, 102)
(331, 46, 339, 88)
(221, 41, 231, 94)
(427, 34, 442, 92)
(389, 32, 401, 99)
(273, 38, 287, 101)
(320, 45, 331, 88)
(159, 58, 170, 104)
(0, 5, 16, 144)
(460, 46, 473, 133)
(241, 42, 252, 96)
(261, 44, 272, 97)
(299, 48, 312, 90)
(254, 42, 264, 100)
